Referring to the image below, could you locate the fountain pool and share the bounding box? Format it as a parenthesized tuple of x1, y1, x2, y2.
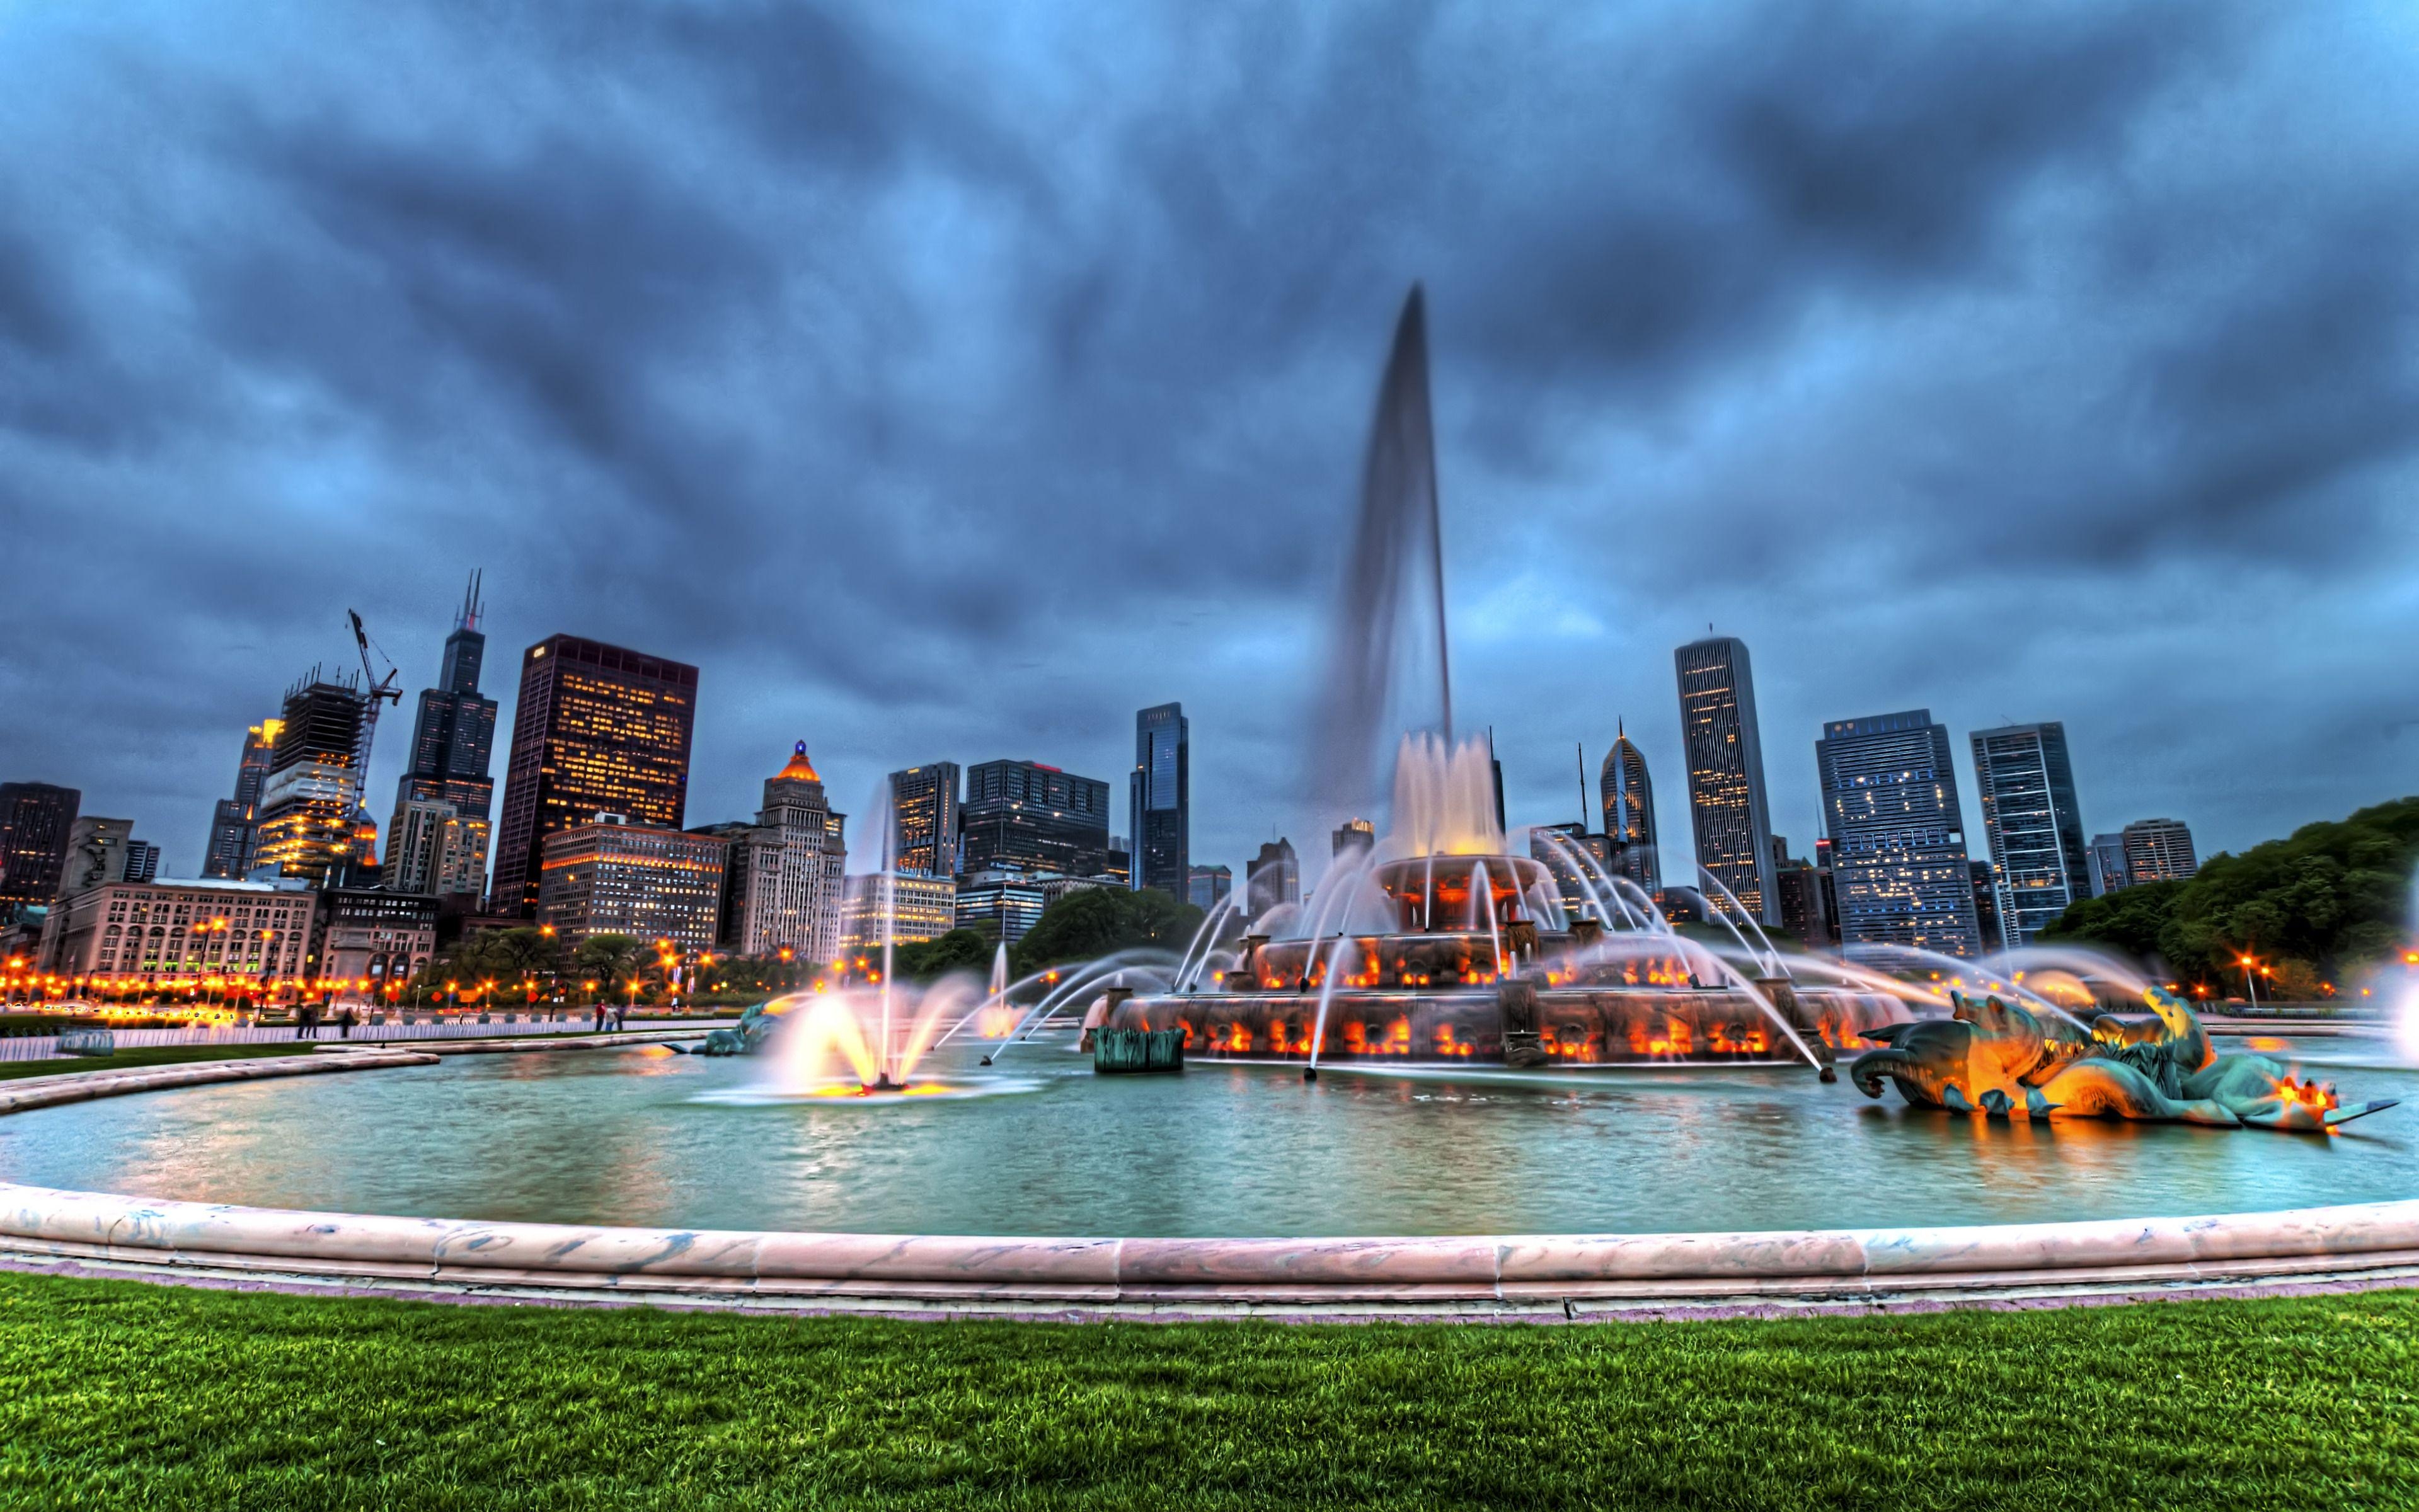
(3, 1037, 2413, 1240)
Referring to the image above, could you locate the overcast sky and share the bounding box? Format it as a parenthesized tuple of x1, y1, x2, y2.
(4, 1, 2416, 887)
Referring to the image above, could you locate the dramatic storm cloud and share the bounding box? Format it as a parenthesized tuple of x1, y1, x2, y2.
(3, 0, 2415, 881)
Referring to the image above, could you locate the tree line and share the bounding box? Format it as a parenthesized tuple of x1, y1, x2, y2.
(2042, 795, 2419, 999)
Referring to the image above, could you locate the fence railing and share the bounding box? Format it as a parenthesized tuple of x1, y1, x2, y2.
(0, 1014, 739, 1065)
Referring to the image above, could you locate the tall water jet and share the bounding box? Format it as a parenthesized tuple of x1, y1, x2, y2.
(1310, 285, 1453, 830)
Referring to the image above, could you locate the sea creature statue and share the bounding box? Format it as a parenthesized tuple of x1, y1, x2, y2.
(1849, 988, 2395, 1132)
(693, 1002, 777, 1057)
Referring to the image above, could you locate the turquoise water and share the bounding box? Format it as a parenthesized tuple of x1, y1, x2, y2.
(0, 1037, 2411, 1237)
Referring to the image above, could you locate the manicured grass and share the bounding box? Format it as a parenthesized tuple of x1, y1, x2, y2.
(0, 1273, 2414, 1508)
(0, 1043, 328, 1082)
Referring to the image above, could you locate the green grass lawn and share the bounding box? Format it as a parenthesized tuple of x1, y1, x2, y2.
(0, 1043, 328, 1083)
(0, 1272, 2413, 1509)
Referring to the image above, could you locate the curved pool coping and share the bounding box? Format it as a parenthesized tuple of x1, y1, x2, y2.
(1, 1051, 2414, 1322)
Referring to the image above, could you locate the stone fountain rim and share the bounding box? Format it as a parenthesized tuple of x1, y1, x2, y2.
(1, 1049, 2414, 1322)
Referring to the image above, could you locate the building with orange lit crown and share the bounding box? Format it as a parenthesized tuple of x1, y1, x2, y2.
(698, 744, 850, 963)
(538, 813, 727, 953)
(489, 635, 699, 919)
(40, 876, 315, 995)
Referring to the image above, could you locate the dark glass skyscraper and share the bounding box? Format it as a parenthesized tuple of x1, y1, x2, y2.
(202, 719, 279, 879)
(399, 574, 499, 817)
(386, 574, 500, 897)
(1675, 636, 1777, 924)
(960, 760, 1110, 878)
(489, 634, 699, 918)
(0, 781, 79, 917)
(1598, 721, 1660, 896)
(1130, 702, 1189, 897)
(1817, 709, 1982, 959)
(1970, 721, 2091, 947)
(888, 762, 961, 878)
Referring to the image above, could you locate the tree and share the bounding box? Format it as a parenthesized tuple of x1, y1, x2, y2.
(1011, 887, 1204, 976)
(2042, 795, 2419, 994)
(893, 928, 996, 982)
(572, 934, 645, 1004)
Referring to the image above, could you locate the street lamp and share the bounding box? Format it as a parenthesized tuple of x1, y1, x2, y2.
(2238, 954, 2260, 1009)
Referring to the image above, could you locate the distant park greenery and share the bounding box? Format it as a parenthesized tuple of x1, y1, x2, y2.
(399, 929, 807, 1008)
(890, 887, 1207, 985)
(2043, 796, 2419, 998)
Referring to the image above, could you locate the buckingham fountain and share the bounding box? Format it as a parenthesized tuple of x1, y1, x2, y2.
(1, 284, 2408, 1320)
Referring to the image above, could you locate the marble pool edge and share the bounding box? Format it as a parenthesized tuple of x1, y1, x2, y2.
(2, 1050, 2415, 1324)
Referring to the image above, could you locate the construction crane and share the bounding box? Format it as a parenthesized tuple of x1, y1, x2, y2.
(347, 609, 404, 779)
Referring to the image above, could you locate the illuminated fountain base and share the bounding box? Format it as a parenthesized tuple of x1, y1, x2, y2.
(1116, 853, 1905, 1071)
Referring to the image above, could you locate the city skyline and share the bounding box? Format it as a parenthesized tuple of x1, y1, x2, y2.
(8, 6, 2419, 891)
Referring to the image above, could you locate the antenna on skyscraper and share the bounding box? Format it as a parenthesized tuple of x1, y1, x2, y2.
(1576, 742, 1587, 829)
(459, 569, 485, 633)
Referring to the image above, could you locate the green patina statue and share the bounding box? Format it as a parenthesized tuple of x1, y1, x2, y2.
(1849, 988, 2395, 1132)
(692, 1002, 778, 1057)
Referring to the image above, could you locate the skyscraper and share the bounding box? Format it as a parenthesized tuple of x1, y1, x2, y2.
(1817, 709, 1982, 959)
(959, 760, 1110, 878)
(1332, 818, 1374, 861)
(386, 573, 498, 896)
(121, 840, 160, 885)
(489, 634, 699, 918)
(57, 816, 134, 899)
(1187, 864, 1232, 910)
(0, 781, 79, 917)
(2122, 818, 2198, 885)
(1130, 702, 1189, 897)
(251, 672, 372, 887)
(1675, 636, 1777, 924)
(2088, 832, 2129, 896)
(1246, 838, 1299, 919)
(726, 743, 848, 963)
(1970, 722, 2092, 947)
(888, 762, 960, 878)
(202, 720, 279, 879)
(1599, 722, 1660, 896)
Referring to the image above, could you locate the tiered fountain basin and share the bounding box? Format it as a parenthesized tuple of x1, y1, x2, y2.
(1, 1034, 2415, 1319)
(1120, 854, 1904, 1067)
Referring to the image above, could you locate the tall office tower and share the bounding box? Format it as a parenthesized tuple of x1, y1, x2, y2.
(0, 782, 80, 917)
(57, 816, 134, 899)
(202, 720, 280, 879)
(251, 672, 372, 887)
(1970, 860, 2004, 954)
(1246, 837, 1300, 919)
(1675, 637, 1778, 924)
(1813, 837, 1840, 943)
(959, 760, 1111, 878)
(1817, 709, 1983, 959)
(121, 839, 160, 885)
(1489, 735, 1507, 835)
(1332, 818, 1375, 861)
(1130, 703, 1190, 897)
(2122, 818, 2199, 885)
(385, 797, 491, 897)
(751, 744, 849, 963)
(1970, 722, 2093, 947)
(1187, 864, 1233, 911)
(386, 575, 500, 896)
(489, 635, 699, 917)
(888, 762, 960, 878)
(1599, 723, 1661, 896)
(2087, 832, 2129, 896)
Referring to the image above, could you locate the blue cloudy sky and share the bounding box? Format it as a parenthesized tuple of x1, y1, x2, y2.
(3, 0, 2416, 885)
